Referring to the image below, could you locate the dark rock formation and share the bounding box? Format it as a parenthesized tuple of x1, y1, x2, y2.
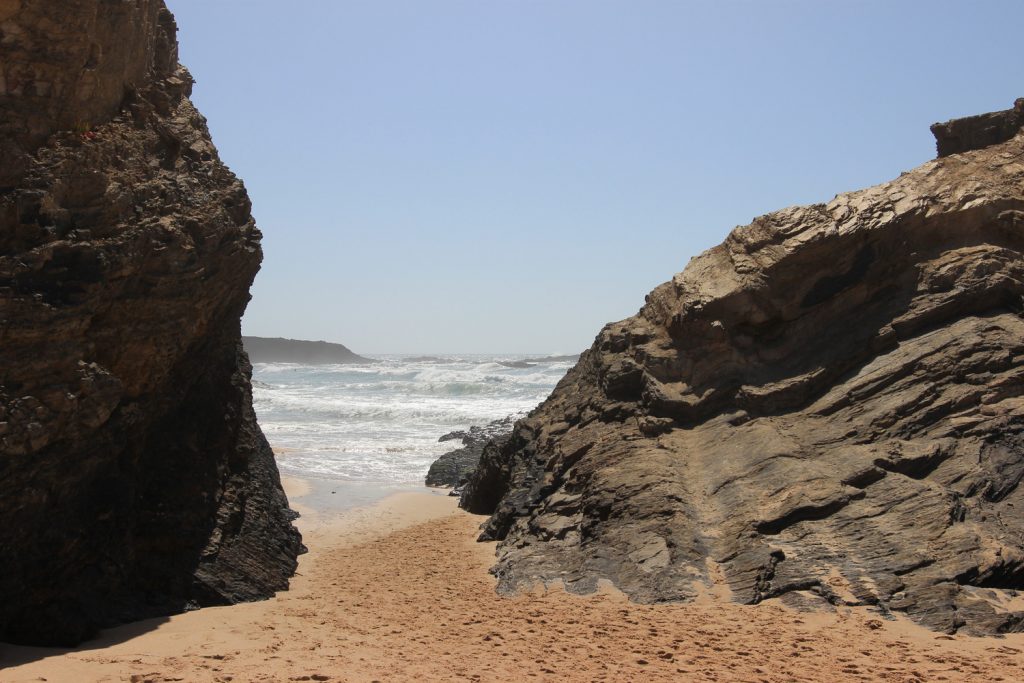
(425, 416, 517, 488)
(498, 360, 535, 369)
(462, 101, 1024, 636)
(0, 1, 302, 645)
(243, 336, 370, 364)
(499, 355, 582, 369)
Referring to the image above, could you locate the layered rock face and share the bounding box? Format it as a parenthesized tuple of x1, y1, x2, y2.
(463, 101, 1024, 635)
(0, 1, 302, 645)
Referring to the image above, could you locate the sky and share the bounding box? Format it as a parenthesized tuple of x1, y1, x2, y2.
(170, 1, 1023, 354)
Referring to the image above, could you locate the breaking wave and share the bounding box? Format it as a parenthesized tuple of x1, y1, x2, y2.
(252, 354, 573, 482)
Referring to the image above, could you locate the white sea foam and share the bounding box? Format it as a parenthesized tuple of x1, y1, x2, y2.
(252, 354, 572, 482)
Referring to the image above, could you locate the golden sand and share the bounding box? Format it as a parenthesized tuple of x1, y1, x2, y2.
(2, 479, 1022, 682)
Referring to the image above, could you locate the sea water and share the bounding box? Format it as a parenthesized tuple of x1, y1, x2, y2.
(252, 355, 574, 485)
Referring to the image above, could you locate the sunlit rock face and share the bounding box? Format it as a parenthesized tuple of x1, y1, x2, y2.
(463, 101, 1024, 636)
(0, 0, 302, 645)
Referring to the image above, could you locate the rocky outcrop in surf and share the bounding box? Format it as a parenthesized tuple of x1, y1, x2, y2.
(0, 1, 301, 645)
(462, 100, 1024, 635)
(426, 416, 517, 488)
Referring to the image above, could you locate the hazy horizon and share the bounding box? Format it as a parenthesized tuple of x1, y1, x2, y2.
(245, 339, 586, 357)
(172, 0, 1023, 354)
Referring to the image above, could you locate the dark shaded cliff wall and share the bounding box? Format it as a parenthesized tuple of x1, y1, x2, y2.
(0, 1, 302, 645)
(462, 101, 1024, 636)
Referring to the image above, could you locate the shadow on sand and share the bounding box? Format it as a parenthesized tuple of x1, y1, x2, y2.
(0, 614, 171, 669)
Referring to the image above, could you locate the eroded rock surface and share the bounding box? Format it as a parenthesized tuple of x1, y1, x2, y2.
(0, 1, 301, 645)
(463, 101, 1024, 635)
(931, 98, 1024, 158)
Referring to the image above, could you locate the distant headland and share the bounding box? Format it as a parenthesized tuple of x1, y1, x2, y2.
(243, 336, 371, 364)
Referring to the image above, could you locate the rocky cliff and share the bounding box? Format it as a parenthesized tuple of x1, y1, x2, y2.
(462, 100, 1024, 635)
(0, 1, 302, 645)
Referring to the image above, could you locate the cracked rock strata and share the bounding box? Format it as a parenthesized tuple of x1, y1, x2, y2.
(0, 0, 302, 645)
(462, 100, 1024, 635)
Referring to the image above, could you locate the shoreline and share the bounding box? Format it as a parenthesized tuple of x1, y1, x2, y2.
(284, 474, 448, 516)
(2, 475, 1022, 682)
(275, 441, 453, 526)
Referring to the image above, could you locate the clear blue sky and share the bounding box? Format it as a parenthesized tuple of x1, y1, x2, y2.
(170, 1, 1022, 354)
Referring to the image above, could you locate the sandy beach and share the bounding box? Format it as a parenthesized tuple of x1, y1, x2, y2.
(2, 477, 1023, 683)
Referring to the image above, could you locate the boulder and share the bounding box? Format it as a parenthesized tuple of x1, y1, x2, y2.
(426, 416, 517, 488)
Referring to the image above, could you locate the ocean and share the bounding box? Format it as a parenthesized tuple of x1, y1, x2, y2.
(252, 355, 574, 485)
